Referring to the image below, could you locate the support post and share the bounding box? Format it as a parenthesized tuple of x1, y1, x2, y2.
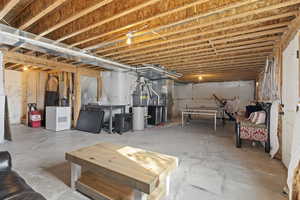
(73, 71, 81, 127)
(165, 173, 171, 196)
(0, 51, 5, 144)
(133, 190, 147, 200)
(70, 162, 81, 191)
(96, 73, 102, 101)
(214, 113, 217, 131)
(181, 112, 184, 128)
(109, 106, 113, 133)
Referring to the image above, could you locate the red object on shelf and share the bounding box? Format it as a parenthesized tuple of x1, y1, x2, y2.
(28, 111, 41, 128)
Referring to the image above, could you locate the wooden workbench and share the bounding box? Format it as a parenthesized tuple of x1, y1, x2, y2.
(65, 143, 178, 200)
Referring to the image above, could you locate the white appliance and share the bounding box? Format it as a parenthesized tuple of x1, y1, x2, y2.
(46, 106, 71, 131)
(133, 106, 145, 131)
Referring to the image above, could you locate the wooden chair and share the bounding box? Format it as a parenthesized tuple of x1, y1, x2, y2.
(235, 102, 272, 153)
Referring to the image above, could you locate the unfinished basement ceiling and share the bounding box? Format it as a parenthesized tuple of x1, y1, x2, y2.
(0, 0, 300, 82)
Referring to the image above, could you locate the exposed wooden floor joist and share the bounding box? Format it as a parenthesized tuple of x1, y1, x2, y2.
(1, 0, 300, 82)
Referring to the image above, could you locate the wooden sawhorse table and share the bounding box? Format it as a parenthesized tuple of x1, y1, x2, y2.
(66, 143, 178, 200)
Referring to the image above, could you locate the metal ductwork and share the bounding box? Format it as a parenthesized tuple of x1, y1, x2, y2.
(0, 24, 182, 79)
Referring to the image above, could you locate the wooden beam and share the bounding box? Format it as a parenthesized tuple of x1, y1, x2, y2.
(163, 46, 266, 68)
(180, 64, 264, 72)
(153, 52, 270, 67)
(124, 44, 275, 66)
(165, 52, 270, 67)
(280, 14, 300, 50)
(176, 59, 266, 71)
(10, 0, 114, 52)
(74, 71, 81, 126)
(117, 35, 278, 61)
(88, 0, 300, 51)
(182, 71, 260, 77)
(56, 0, 162, 42)
(38, 0, 114, 37)
(126, 46, 273, 66)
(14, 0, 68, 30)
(178, 61, 265, 73)
(75, 0, 263, 48)
(180, 73, 259, 82)
(3, 51, 76, 73)
(169, 57, 267, 69)
(119, 34, 278, 64)
(77, 67, 101, 78)
(0, 0, 20, 19)
(72, 67, 101, 126)
(96, 9, 298, 54)
(107, 23, 288, 59)
(181, 67, 264, 75)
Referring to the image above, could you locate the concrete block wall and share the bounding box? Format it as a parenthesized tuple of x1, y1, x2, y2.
(172, 80, 255, 118)
(80, 75, 98, 106)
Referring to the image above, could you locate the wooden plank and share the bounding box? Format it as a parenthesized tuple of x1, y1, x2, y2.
(14, 0, 68, 30)
(177, 62, 265, 72)
(159, 53, 269, 67)
(116, 36, 278, 61)
(96, 9, 297, 54)
(113, 26, 284, 60)
(56, 0, 162, 42)
(70, 0, 213, 46)
(280, 14, 300, 50)
(0, 0, 20, 19)
(170, 58, 266, 69)
(73, 70, 81, 126)
(107, 23, 288, 59)
(10, 0, 114, 53)
(77, 67, 101, 78)
(66, 143, 178, 194)
(76, 171, 134, 200)
(125, 46, 274, 66)
(77, 0, 261, 48)
(3, 51, 76, 73)
(178, 65, 265, 74)
(97, 74, 102, 101)
(38, 0, 114, 37)
(126, 48, 273, 65)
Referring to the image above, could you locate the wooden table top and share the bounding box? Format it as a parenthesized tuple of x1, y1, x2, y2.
(65, 143, 178, 194)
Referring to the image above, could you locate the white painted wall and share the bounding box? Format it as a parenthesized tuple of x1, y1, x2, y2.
(173, 81, 255, 117)
(282, 34, 299, 167)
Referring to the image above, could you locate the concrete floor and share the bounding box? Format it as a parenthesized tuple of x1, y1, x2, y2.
(0, 120, 287, 200)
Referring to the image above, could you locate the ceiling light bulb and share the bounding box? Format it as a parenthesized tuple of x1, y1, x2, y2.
(126, 37, 132, 45)
(23, 66, 29, 71)
(198, 76, 203, 81)
(126, 32, 133, 45)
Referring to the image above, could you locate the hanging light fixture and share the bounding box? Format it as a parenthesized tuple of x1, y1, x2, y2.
(198, 75, 203, 81)
(126, 32, 133, 45)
